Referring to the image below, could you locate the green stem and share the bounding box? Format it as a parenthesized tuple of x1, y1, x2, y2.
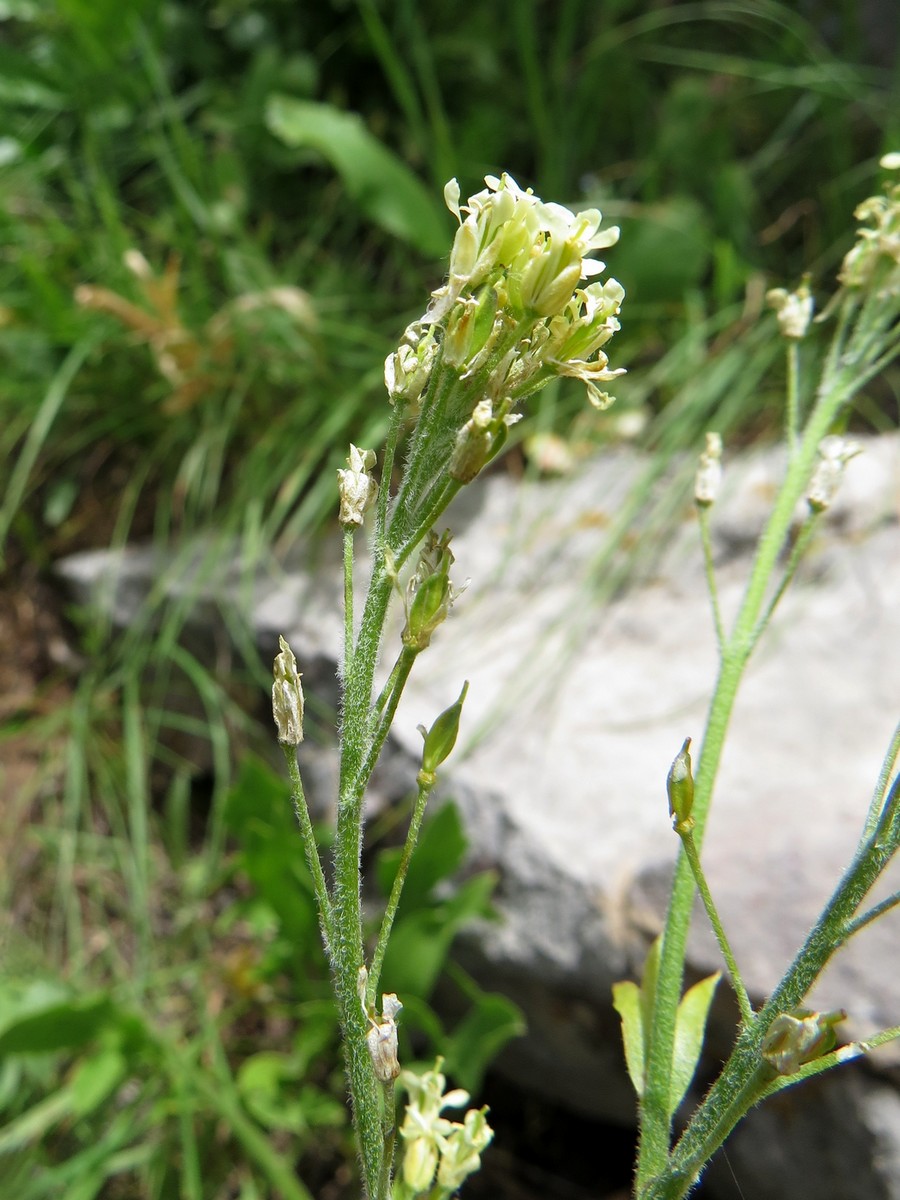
(746, 509, 819, 655)
(635, 358, 859, 1192)
(785, 341, 800, 453)
(862, 720, 900, 839)
(376, 1081, 398, 1200)
(282, 744, 334, 951)
(331, 809, 384, 1196)
(355, 647, 419, 802)
(641, 792, 900, 1199)
(395, 476, 464, 570)
(679, 829, 753, 1025)
(842, 887, 900, 939)
(369, 776, 435, 1000)
(344, 527, 355, 674)
(697, 506, 724, 650)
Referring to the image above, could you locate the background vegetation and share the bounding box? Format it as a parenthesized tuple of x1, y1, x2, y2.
(1, 1, 898, 1196)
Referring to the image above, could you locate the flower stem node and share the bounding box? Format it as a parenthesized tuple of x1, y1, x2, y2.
(272, 635, 304, 746)
(667, 737, 695, 833)
(694, 432, 723, 508)
(417, 681, 469, 787)
(767, 279, 814, 340)
(807, 436, 861, 513)
(761, 1008, 847, 1076)
(337, 444, 378, 528)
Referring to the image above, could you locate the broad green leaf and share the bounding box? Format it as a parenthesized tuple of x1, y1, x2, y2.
(0, 993, 116, 1055)
(612, 980, 645, 1097)
(264, 96, 449, 256)
(669, 971, 720, 1117)
(223, 756, 321, 951)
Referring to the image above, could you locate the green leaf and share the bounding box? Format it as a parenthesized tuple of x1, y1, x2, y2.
(376, 801, 469, 912)
(236, 1051, 344, 1135)
(69, 1048, 127, 1118)
(380, 872, 496, 998)
(441, 990, 525, 1096)
(612, 938, 665, 1099)
(612, 980, 645, 1098)
(0, 993, 116, 1056)
(223, 756, 322, 952)
(669, 972, 720, 1117)
(264, 96, 449, 256)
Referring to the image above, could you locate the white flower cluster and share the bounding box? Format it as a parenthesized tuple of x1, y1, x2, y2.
(396, 1058, 493, 1199)
(766, 281, 814, 340)
(384, 173, 625, 441)
(839, 153, 900, 296)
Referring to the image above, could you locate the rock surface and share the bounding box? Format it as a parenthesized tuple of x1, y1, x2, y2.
(57, 433, 900, 1199)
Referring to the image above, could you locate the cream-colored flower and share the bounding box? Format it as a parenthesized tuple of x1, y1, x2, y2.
(272, 635, 304, 746)
(807, 435, 860, 513)
(695, 432, 723, 507)
(337, 444, 378, 527)
(766, 282, 814, 339)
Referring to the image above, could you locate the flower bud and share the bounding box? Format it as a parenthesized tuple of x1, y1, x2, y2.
(337, 444, 378, 527)
(761, 1008, 846, 1076)
(766, 281, 814, 340)
(384, 328, 437, 408)
(694, 432, 723, 507)
(437, 1106, 494, 1190)
(443, 285, 498, 370)
(272, 635, 304, 745)
(448, 399, 495, 483)
(667, 737, 694, 832)
(402, 531, 459, 651)
(807, 436, 860, 514)
(418, 681, 469, 785)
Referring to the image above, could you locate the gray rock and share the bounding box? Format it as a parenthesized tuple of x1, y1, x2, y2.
(56, 433, 900, 1198)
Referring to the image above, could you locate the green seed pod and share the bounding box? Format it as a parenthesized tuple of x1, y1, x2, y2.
(418, 681, 469, 785)
(667, 737, 694, 832)
(403, 570, 451, 651)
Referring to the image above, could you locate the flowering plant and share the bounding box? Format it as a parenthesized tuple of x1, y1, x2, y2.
(275, 173, 624, 1199)
(274, 159, 900, 1199)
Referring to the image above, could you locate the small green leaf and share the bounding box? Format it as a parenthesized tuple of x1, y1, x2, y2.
(264, 96, 449, 256)
(669, 971, 720, 1117)
(612, 980, 645, 1097)
(640, 937, 662, 1038)
(69, 1048, 127, 1117)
